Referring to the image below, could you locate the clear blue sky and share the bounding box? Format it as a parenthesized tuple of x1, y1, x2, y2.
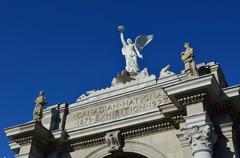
(0, 0, 239, 157)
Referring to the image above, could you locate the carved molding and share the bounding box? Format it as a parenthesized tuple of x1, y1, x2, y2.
(15, 136, 33, 145)
(219, 122, 233, 139)
(70, 137, 105, 149)
(181, 124, 217, 155)
(69, 113, 184, 150)
(123, 122, 172, 139)
(105, 130, 124, 153)
(178, 92, 207, 106)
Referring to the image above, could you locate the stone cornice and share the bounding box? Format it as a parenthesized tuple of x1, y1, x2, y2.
(70, 136, 105, 150)
(164, 74, 220, 100)
(122, 121, 173, 139)
(5, 121, 52, 146)
(222, 85, 240, 98)
(177, 92, 208, 106)
(219, 122, 233, 139)
(5, 121, 40, 137)
(15, 136, 33, 145)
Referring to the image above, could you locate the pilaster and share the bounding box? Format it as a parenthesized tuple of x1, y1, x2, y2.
(177, 92, 217, 158)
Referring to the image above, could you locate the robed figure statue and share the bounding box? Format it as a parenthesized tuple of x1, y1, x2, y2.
(33, 90, 47, 122)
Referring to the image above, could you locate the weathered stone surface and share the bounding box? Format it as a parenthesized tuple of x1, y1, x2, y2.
(4, 61, 240, 158)
(181, 125, 217, 155)
(105, 130, 124, 153)
(33, 91, 47, 122)
(70, 87, 171, 129)
(118, 25, 153, 73)
(180, 42, 198, 76)
(159, 65, 175, 78)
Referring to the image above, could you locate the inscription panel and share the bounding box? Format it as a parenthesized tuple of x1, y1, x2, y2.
(69, 88, 171, 128)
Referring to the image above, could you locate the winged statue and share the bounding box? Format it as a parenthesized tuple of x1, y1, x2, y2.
(118, 25, 154, 73)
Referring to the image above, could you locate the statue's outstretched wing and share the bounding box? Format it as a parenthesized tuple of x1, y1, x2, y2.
(135, 35, 154, 51)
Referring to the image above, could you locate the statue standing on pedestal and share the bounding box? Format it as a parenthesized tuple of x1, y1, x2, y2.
(180, 42, 198, 76)
(33, 90, 47, 122)
(118, 25, 153, 74)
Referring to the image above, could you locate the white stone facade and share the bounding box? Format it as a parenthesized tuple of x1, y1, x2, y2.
(5, 61, 240, 158)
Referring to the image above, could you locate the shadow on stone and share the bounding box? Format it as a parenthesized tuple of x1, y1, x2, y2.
(214, 125, 235, 158)
(49, 105, 61, 131)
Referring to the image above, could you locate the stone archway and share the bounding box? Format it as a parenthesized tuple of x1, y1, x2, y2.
(103, 152, 147, 158)
(85, 140, 166, 158)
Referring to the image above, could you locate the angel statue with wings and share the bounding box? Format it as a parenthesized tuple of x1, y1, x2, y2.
(118, 25, 154, 74)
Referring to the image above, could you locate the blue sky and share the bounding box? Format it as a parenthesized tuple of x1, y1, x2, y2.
(0, 0, 240, 157)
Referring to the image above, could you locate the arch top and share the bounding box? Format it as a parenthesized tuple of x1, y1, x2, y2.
(103, 152, 147, 158)
(85, 140, 166, 158)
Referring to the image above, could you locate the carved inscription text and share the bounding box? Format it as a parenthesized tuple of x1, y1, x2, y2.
(75, 89, 171, 127)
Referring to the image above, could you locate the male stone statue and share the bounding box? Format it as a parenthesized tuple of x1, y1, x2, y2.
(180, 42, 198, 76)
(118, 25, 153, 74)
(33, 90, 47, 122)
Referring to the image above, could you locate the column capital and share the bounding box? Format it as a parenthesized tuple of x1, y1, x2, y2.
(181, 124, 217, 156)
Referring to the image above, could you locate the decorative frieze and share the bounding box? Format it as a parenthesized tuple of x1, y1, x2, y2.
(122, 122, 171, 139)
(70, 137, 105, 149)
(69, 113, 184, 150)
(178, 92, 207, 106)
(171, 114, 185, 124)
(181, 124, 217, 155)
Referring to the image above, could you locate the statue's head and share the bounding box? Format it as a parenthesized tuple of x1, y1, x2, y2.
(39, 90, 44, 96)
(184, 42, 190, 48)
(127, 38, 133, 44)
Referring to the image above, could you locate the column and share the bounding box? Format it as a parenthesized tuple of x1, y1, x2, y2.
(177, 93, 217, 158)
